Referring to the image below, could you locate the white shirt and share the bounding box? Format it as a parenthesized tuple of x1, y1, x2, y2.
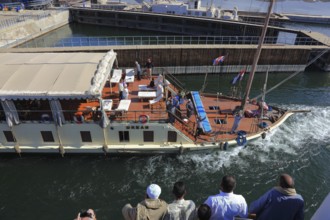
(165, 199, 196, 220)
(119, 82, 124, 92)
(123, 88, 129, 99)
(136, 63, 141, 72)
(204, 191, 248, 220)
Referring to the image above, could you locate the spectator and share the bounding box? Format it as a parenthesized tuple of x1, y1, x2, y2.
(145, 58, 154, 80)
(75, 209, 96, 220)
(165, 181, 196, 220)
(122, 184, 168, 220)
(249, 173, 304, 220)
(204, 175, 248, 220)
(197, 204, 211, 220)
(135, 61, 142, 80)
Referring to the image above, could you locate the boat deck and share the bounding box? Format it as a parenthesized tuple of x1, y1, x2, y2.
(9, 72, 282, 145)
(72, 73, 280, 144)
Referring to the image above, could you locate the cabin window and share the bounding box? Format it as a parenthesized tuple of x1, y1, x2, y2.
(80, 131, 92, 142)
(188, 11, 191, 15)
(202, 12, 206, 16)
(119, 131, 129, 142)
(167, 131, 177, 142)
(3, 131, 15, 142)
(195, 12, 199, 16)
(143, 131, 154, 142)
(41, 131, 55, 142)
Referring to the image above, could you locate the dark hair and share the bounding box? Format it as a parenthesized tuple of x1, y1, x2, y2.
(172, 181, 186, 198)
(279, 173, 295, 188)
(80, 211, 93, 218)
(198, 204, 211, 220)
(221, 175, 236, 192)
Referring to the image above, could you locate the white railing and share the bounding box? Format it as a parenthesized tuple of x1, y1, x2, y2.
(0, 10, 56, 30)
(13, 35, 326, 48)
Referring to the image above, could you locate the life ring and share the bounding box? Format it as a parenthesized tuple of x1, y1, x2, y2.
(139, 115, 149, 124)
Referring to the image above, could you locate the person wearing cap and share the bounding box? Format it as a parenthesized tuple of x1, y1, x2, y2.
(164, 181, 196, 220)
(249, 173, 304, 220)
(204, 175, 248, 220)
(122, 183, 168, 220)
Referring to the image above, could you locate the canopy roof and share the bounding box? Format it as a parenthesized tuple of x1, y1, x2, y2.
(0, 51, 117, 100)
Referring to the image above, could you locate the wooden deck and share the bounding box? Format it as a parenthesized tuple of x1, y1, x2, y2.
(71, 74, 280, 144)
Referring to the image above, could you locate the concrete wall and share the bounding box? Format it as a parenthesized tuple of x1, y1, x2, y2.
(0, 9, 70, 48)
(2, 44, 317, 73)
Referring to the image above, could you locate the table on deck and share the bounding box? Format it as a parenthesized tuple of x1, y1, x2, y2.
(125, 69, 135, 83)
(110, 69, 123, 93)
(115, 100, 131, 112)
(138, 85, 156, 91)
(138, 91, 157, 101)
(110, 69, 122, 83)
(102, 99, 113, 111)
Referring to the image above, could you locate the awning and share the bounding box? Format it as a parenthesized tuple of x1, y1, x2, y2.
(0, 50, 117, 100)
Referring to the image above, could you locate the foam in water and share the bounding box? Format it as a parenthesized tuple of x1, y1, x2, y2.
(129, 104, 330, 178)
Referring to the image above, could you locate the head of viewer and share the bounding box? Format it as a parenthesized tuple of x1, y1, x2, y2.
(279, 173, 295, 189)
(146, 184, 161, 199)
(172, 181, 186, 199)
(198, 204, 211, 220)
(220, 175, 236, 193)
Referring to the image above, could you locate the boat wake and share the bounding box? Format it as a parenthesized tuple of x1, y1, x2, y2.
(129, 104, 330, 184)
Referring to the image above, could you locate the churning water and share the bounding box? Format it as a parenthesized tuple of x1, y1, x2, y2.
(0, 72, 329, 220)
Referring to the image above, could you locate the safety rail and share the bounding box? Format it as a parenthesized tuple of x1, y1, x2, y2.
(163, 68, 186, 93)
(14, 35, 327, 48)
(0, 10, 60, 31)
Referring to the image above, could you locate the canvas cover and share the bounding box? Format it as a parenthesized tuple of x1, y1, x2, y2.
(0, 50, 117, 100)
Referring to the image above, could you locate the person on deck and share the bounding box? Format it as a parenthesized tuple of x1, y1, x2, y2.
(135, 61, 142, 80)
(123, 84, 129, 100)
(249, 173, 304, 220)
(149, 78, 155, 88)
(145, 58, 154, 80)
(204, 175, 248, 220)
(194, 116, 206, 141)
(119, 78, 125, 100)
(122, 184, 168, 220)
(186, 99, 194, 119)
(166, 97, 175, 124)
(230, 110, 243, 134)
(165, 181, 196, 220)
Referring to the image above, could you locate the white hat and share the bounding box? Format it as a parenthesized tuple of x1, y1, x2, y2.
(146, 184, 161, 199)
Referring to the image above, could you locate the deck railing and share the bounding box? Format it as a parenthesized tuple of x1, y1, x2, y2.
(0, 10, 62, 31)
(13, 35, 327, 48)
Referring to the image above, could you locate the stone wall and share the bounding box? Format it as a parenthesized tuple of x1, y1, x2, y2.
(0, 9, 70, 48)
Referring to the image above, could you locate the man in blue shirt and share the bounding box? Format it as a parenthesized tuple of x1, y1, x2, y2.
(249, 173, 304, 220)
(204, 175, 248, 220)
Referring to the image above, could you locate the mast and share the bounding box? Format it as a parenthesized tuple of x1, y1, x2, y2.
(241, 0, 275, 110)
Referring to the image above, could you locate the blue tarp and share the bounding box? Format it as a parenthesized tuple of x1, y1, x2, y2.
(191, 91, 212, 133)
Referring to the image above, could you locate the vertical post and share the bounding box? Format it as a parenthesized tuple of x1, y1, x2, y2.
(241, 0, 275, 110)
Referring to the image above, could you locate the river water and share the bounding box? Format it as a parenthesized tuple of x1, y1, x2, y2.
(2, 1, 330, 219)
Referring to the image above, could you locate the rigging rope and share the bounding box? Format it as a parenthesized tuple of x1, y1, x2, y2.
(253, 48, 330, 100)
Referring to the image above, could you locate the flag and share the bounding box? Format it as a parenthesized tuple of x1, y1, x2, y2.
(231, 69, 246, 85)
(212, 56, 225, 65)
